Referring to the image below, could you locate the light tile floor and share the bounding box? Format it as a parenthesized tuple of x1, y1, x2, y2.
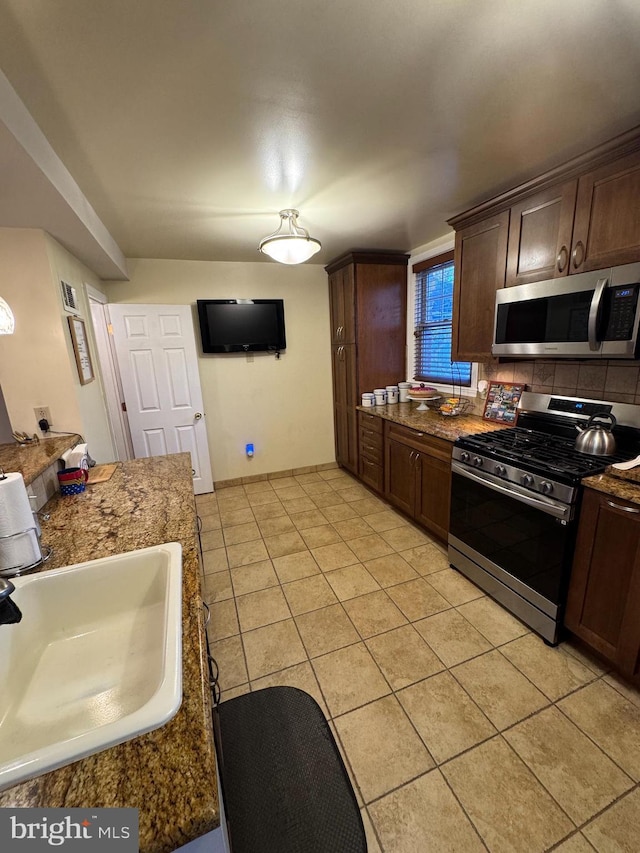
(196, 469, 640, 853)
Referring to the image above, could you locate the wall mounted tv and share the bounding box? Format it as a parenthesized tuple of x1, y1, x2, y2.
(197, 299, 286, 354)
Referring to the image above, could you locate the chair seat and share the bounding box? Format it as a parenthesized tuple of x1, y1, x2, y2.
(215, 686, 367, 853)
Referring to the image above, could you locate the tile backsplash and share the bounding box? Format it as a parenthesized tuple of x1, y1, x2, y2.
(469, 359, 640, 416)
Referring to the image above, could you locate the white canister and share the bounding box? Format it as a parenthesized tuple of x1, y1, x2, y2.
(373, 388, 386, 405)
(361, 393, 375, 407)
(398, 382, 411, 403)
(386, 385, 399, 404)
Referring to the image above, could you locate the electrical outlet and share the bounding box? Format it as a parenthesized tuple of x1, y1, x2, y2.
(34, 406, 51, 427)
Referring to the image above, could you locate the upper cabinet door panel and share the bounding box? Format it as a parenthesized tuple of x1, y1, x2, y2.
(329, 270, 345, 344)
(505, 180, 577, 287)
(452, 210, 509, 361)
(329, 266, 356, 344)
(572, 149, 640, 273)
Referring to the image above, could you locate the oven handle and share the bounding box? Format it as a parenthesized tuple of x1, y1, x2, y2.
(451, 461, 571, 521)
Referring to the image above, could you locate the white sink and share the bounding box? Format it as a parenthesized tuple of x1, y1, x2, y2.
(0, 543, 182, 791)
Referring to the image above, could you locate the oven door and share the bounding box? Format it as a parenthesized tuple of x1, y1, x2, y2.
(449, 462, 576, 624)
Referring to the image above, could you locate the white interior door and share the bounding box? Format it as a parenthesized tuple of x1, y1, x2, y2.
(109, 304, 214, 494)
(86, 285, 134, 462)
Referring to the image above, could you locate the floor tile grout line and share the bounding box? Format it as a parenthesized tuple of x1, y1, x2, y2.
(569, 781, 640, 843)
(361, 803, 387, 853)
(553, 687, 640, 784)
(546, 830, 598, 852)
(205, 475, 640, 847)
(363, 764, 491, 853)
(491, 643, 598, 704)
(437, 768, 493, 852)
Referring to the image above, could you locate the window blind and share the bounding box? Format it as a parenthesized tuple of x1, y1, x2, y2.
(413, 256, 471, 386)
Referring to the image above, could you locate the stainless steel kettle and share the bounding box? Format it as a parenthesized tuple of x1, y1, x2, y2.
(575, 412, 617, 456)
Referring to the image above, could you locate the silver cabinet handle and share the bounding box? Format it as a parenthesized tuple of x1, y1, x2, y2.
(557, 245, 568, 273)
(571, 240, 585, 269)
(606, 499, 640, 514)
(194, 412, 203, 420)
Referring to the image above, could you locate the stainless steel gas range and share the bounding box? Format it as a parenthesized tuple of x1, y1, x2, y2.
(448, 392, 640, 644)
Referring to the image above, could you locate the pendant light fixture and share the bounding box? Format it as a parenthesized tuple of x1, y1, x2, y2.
(0, 297, 15, 335)
(259, 209, 321, 265)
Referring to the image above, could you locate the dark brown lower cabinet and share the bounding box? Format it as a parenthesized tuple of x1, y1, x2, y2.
(384, 421, 452, 542)
(565, 487, 640, 681)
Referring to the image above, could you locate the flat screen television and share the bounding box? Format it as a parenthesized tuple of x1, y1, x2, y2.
(197, 299, 286, 354)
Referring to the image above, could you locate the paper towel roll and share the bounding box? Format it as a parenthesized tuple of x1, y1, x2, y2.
(61, 443, 89, 471)
(0, 472, 41, 570)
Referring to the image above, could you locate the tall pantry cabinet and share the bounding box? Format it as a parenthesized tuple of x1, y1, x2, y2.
(325, 250, 409, 475)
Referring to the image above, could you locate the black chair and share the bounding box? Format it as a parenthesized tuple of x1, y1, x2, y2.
(214, 686, 367, 853)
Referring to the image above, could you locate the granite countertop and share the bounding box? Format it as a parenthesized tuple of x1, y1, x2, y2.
(583, 465, 640, 506)
(0, 434, 81, 484)
(357, 401, 507, 441)
(0, 453, 218, 852)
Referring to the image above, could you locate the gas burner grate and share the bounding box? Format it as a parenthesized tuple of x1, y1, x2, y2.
(458, 426, 630, 480)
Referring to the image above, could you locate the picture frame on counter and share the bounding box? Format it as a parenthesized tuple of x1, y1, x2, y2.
(68, 316, 95, 385)
(482, 381, 524, 425)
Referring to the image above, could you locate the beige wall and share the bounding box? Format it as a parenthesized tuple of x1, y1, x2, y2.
(43, 234, 115, 461)
(104, 258, 335, 482)
(0, 228, 115, 462)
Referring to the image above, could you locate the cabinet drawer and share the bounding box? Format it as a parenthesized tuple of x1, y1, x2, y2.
(359, 425, 383, 449)
(385, 422, 452, 462)
(359, 456, 383, 493)
(359, 436, 383, 465)
(358, 411, 383, 433)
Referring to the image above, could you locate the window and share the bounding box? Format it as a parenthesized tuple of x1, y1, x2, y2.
(413, 251, 472, 387)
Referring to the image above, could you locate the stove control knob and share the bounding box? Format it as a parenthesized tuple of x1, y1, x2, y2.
(460, 451, 470, 463)
(473, 456, 483, 467)
(495, 464, 507, 477)
(522, 474, 535, 488)
(541, 481, 553, 495)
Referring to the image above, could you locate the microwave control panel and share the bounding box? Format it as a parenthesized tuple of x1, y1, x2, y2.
(604, 283, 640, 340)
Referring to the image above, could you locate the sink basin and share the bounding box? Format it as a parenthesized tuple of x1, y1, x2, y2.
(0, 543, 182, 791)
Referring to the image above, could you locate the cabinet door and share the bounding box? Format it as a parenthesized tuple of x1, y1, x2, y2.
(452, 211, 509, 361)
(505, 181, 577, 287)
(384, 438, 416, 517)
(329, 266, 356, 345)
(565, 488, 640, 676)
(332, 344, 357, 473)
(329, 270, 346, 345)
(415, 452, 452, 542)
(571, 148, 640, 273)
(355, 262, 406, 396)
(359, 454, 383, 493)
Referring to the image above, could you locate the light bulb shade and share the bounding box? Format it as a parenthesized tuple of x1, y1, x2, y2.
(0, 297, 15, 335)
(259, 209, 321, 265)
(260, 235, 322, 265)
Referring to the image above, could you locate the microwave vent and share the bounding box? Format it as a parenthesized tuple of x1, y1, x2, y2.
(60, 280, 80, 315)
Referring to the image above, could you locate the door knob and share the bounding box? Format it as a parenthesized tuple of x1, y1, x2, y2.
(194, 412, 203, 420)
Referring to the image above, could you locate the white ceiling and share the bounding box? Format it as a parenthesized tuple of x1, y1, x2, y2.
(0, 0, 639, 278)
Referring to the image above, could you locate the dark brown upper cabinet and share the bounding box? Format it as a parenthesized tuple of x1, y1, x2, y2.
(571, 148, 640, 273)
(505, 180, 577, 287)
(449, 126, 640, 359)
(452, 211, 509, 362)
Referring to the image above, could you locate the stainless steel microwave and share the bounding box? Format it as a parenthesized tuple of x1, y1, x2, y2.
(492, 262, 640, 358)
